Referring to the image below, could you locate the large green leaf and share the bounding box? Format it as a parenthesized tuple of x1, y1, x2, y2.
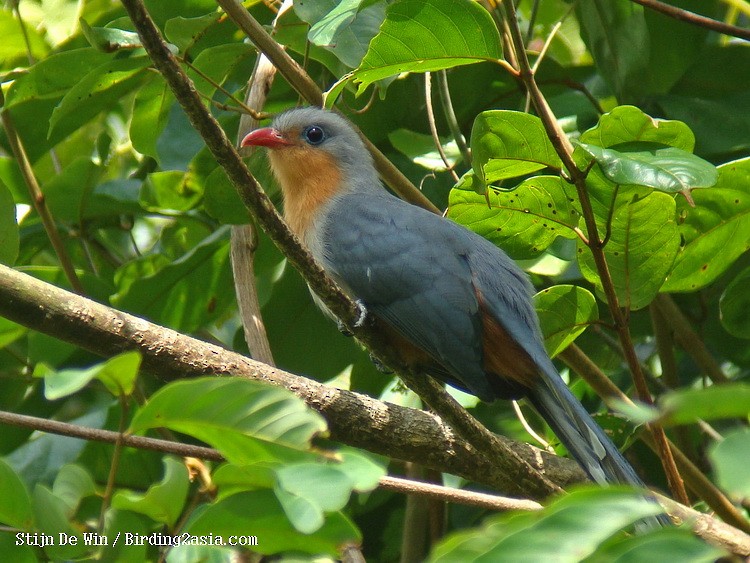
(52, 464, 96, 518)
(353, 0, 502, 91)
(35, 351, 141, 399)
(579, 105, 695, 152)
(32, 486, 87, 560)
(297, 0, 387, 69)
(590, 527, 723, 562)
(129, 378, 327, 465)
(0, 9, 49, 65)
(578, 192, 679, 310)
(112, 457, 189, 526)
(576, 0, 648, 103)
(577, 142, 718, 202)
(48, 56, 152, 141)
(471, 110, 562, 187)
(534, 285, 598, 357)
(662, 158, 750, 292)
(0, 459, 33, 529)
(430, 487, 665, 562)
(185, 490, 360, 556)
(708, 428, 750, 499)
(130, 77, 173, 160)
(448, 175, 579, 260)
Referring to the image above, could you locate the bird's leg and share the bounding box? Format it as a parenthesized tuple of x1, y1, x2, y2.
(336, 299, 369, 336)
(369, 352, 394, 374)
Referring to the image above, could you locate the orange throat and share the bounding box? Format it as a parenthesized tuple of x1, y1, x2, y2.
(269, 146, 343, 240)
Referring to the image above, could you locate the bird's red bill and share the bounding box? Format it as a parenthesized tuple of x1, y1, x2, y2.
(240, 128, 293, 149)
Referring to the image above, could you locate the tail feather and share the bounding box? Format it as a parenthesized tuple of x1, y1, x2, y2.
(527, 361, 670, 528)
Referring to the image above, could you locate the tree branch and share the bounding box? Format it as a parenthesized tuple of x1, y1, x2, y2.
(628, 0, 750, 41)
(0, 263, 581, 498)
(1, 405, 747, 555)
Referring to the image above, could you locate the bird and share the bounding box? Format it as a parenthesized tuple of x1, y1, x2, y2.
(241, 107, 666, 519)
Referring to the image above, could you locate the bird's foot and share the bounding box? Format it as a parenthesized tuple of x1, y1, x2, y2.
(369, 353, 394, 374)
(336, 299, 369, 336)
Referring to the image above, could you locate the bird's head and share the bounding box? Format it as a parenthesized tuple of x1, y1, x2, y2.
(241, 107, 376, 197)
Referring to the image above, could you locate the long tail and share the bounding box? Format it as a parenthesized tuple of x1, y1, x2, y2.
(527, 361, 670, 527)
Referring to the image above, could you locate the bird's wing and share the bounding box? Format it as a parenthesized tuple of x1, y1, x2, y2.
(320, 191, 497, 401)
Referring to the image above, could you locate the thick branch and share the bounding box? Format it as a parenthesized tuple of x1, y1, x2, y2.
(0, 263, 581, 498)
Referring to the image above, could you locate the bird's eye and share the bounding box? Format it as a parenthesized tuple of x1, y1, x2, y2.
(303, 126, 326, 145)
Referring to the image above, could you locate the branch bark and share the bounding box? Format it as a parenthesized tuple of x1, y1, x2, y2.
(0, 263, 582, 498)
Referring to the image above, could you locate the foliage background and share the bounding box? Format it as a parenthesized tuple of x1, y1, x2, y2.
(0, 0, 749, 561)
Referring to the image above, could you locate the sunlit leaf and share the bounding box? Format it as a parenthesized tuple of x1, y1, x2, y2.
(659, 384, 750, 425)
(663, 158, 750, 292)
(80, 19, 143, 52)
(471, 110, 562, 187)
(0, 459, 33, 529)
(353, 0, 502, 91)
(112, 457, 189, 526)
(448, 174, 578, 260)
(578, 192, 679, 310)
(534, 285, 598, 357)
(129, 378, 327, 465)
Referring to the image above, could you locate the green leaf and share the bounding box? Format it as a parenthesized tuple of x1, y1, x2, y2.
(720, 266, 750, 339)
(0, 459, 34, 529)
(579, 105, 696, 152)
(35, 351, 140, 399)
(353, 0, 502, 91)
(129, 378, 327, 465)
(298, 0, 387, 68)
(430, 487, 664, 562)
(662, 158, 750, 292)
(140, 170, 203, 212)
(0, 9, 49, 65)
(590, 527, 724, 562)
(471, 110, 562, 187)
(52, 464, 96, 517)
(4, 49, 114, 108)
(188, 43, 256, 99)
(577, 142, 718, 201)
(203, 166, 251, 224)
(578, 192, 679, 310)
(388, 129, 460, 171)
(575, 1, 648, 103)
(708, 428, 750, 498)
(112, 457, 189, 526)
(48, 56, 151, 141)
(111, 228, 234, 333)
(659, 384, 750, 425)
(448, 175, 579, 260)
(164, 13, 221, 52)
(32, 485, 87, 560)
(130, 77, 173, 160)
(0, 182, 19, 265)
(337, 448, 386, 492)
(534, 285, 598, 357)
(185, 490, 360, 556)
(80, 19, 143, 52)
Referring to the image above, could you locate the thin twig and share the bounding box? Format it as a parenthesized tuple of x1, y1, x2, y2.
(424, 72, 459, 182)
(628, 0, 750, 41)
(0, 90, 85, 294)
(653, 294, 730, 385)
(436, 70, 471, 168)
(98, 397, 129, 532)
